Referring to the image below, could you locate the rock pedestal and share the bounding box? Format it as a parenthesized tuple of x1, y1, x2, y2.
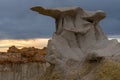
(31, 6, 120, 80)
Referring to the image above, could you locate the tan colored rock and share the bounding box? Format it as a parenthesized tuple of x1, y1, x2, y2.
(33, 53, 46, 63)
(0, 46, 46, 63)
(20, 47, 36, 57)
(7, 46, 20, 53)
(20, 47, 46, 57)
(0, 52, 21, 63)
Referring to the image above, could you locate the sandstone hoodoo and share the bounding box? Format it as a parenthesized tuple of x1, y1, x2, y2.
(31, 6, 120, 80)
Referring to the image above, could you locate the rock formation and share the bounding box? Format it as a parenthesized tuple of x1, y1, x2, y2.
(0, 62, 47, 80)
(0, 46, 46, 63)
(31, 6, 120, 80)
(0, 46, 47, 80)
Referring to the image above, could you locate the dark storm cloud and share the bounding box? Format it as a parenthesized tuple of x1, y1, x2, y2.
(0, 0, 56, 39)
(0, 0, 120, 39)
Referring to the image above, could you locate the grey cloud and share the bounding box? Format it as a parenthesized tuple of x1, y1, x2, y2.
(0, 0, 120, 39)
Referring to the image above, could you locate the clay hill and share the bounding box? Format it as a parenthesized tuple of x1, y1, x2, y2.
(0, 46, 46, 64)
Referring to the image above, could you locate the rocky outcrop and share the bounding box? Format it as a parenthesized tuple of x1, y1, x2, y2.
(7, 46, 20, 53)
(0, 46, 46, 63)
(0, 46, 48, 80)
(31, 6, 120, 80)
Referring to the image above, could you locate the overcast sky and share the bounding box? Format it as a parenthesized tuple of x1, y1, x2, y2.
(0, 0, 120, 39)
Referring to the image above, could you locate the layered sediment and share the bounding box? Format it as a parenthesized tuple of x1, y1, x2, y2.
(0, 46, 48, 80)
(0, 46, 46, 63)
(0, 62, 47, 80)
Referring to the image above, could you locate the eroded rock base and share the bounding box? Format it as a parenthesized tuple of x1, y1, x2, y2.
(0, 63, 47, 80)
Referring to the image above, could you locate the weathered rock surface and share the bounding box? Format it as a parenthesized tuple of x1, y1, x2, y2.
(31, 6, 120, 80)
(0, 63, 47, 80)
(0, 46, 48, 80)
(0, 46, 46, 63)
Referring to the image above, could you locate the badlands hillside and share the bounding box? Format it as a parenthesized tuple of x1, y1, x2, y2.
(0, 46, 46, 63)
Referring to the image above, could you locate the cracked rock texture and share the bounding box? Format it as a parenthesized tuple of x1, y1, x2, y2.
(31, 6, 120, 80)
